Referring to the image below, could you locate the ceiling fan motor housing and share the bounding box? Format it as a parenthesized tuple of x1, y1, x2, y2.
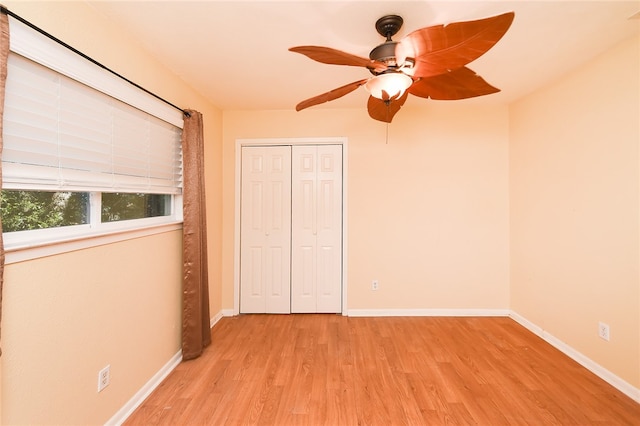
(370, 15, 404, 72)
(369, 41, 398, 64)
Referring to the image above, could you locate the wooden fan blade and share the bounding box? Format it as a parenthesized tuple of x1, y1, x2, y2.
(296, 79, 368, 111)
(408, 67, 499, 100)
(397, 12, 514, 78)
(289, 46, 387, 72)
(367, 91, 409, 123)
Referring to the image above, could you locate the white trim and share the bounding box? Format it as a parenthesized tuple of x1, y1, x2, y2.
(209, 310, 224, 329)
(346, 308, 511, 317)
(509, 311, 640, 403)
(233, 137, 349, 315)
(5, 222, 183, 264)
(233, 142, 242, 315)
(221, 309, 236, 317)
(236, 137, 348, 147)
(105, 350, 183, 426)
(341, 142, 349, 315)
(8, 16, 183, 128)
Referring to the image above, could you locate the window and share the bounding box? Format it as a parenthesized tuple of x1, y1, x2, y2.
(0, 191, 173, 230)
(101, 193, 171, 223)
(0, 190, 89, 232)
(2, 15, 184, 257)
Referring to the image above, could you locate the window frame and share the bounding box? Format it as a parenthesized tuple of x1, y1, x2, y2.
(2, 16, 184, 264)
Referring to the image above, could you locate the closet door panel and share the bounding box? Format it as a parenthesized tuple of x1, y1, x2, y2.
(292, 145, 342, 313)
(240, 146, 291, 314)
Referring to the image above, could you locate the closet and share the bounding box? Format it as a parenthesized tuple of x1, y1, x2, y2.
(240, 144, 343, 314)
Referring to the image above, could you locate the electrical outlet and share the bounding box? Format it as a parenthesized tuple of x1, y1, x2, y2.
(372, 280, 379, 291)
(97, 365, 111, 392)
(598, 322, 610, 341)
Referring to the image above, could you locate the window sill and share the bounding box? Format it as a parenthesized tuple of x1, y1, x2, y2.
(4, 221, 183, 264)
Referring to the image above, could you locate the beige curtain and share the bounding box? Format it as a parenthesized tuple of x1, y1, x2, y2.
(181, 109, 211, 360)
(0, 11, 9, 357)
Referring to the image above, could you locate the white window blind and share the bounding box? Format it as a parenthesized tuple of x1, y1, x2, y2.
(2, 14, 183, 195)
(2, 53, 183, 194)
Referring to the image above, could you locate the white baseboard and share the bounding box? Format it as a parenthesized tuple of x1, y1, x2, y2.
(210, 310, 224, 328)
(105, 350, 182, 426)
(346, 308, 510, 317)
(509, 311, 640, 403)
(221, 308, 235, 317)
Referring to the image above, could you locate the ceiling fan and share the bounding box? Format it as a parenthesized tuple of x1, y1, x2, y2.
(289, 12, 515, 123)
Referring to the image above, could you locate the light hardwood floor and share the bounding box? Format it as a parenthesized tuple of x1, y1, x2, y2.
(125, 315, 640, 425)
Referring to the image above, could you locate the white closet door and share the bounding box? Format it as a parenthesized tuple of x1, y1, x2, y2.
(240, 146, 291, 314)
(291, 145, 342, 313)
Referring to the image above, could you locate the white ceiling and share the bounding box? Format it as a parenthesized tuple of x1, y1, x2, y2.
(88, 1, 640, 112)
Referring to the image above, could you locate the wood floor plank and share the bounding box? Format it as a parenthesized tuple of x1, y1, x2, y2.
(124, 315, 640, 425)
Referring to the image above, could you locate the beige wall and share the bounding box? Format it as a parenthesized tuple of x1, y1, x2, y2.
(510, 35, 640, 387)
(3, 232, 183, 424)
(1, 1, 223, 424)
(222, 104, 510, 312)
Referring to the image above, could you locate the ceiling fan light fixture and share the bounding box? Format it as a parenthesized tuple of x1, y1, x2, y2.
(365, 72, 413, 100)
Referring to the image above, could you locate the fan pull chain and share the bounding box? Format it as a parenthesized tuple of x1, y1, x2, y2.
(386, 122, 389, 144)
